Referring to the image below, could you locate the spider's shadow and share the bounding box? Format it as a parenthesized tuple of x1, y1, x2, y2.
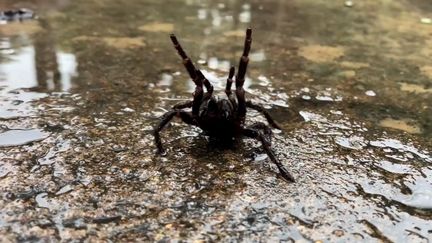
(157, 134, 251, 196)
(189, 134, 254, 159)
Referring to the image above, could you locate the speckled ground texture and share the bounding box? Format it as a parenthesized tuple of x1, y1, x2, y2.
(0, 0, 431, 242)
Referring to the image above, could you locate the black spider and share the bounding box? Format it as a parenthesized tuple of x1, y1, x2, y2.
(153, 28, 294, 182)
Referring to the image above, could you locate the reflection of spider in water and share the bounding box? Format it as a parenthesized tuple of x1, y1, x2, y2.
(154, 28, 294, 182)
(0, 9, 34, 22)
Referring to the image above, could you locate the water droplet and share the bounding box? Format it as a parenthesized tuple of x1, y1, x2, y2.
(370, 139, 431, 162)
(335, 136, 365, 150)
(56, 184, 74, 195)
(257, 75, 270, 86)
(299, 111, 324, 122)
(122, 107, 135, 113)
(316, 95, 334, 102)
(253, 153, 268, 162)
(365, 90, 376, 96)
(300, 87, 310, 93)
(35, 193, 55, 210)
(301, 95, 311, 100)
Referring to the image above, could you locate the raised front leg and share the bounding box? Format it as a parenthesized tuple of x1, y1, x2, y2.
(170, 34, 199, 84)
(154, 110, 196, 154)
(197, 70, 213, 101)
(170, 34, 210, 116)
(246, 101, 282, 130)
(225, 66, 235, 96)
(170, 34, 201, 116)
(235, 28, 252, 121)
(199, 70, 213, 95)
(236, 28, 252, 88)
(242, 125, 295, 182)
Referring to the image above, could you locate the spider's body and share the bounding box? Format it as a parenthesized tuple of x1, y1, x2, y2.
(154, 28, 294, 182)
(197, 94, 238, 138)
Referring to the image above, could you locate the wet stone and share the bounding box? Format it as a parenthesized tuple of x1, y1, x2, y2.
(112, 144, 127, 152)
(92, 215, 122, 224)
(63, 218, 87, 229)
(36, 219, 54, 228)
(55, 184, 74, 195)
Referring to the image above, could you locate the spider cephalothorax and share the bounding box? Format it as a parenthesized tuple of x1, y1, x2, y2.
(153, 28, 294, 182)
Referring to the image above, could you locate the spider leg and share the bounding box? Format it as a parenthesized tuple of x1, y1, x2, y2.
(170, 34, 199, 84)
(248, 122, 273, 144)
(192, 81, 204, 117)
(198, 70, 213, 95)
(242, 126, 295, 182)
(172, 100, 193, 110)
(226, 66, 237, 110)
(197, 70, 213, 98)
(170, 34, 211, 114)
(245, 101, 282, 130)
(154, 110, 196, 154)
(225, 66, 235, 96)
(236, 28, 252, 88)
(235, 28, 252, 121)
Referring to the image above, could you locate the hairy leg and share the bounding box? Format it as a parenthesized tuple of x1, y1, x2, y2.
(225, 66, 237, 111)
(197, 70, 213, 95)
(242, 126, 295, 182)
(172, 101, 193, 109)
(170, 34, 199, 83)
(170, 34, 212, 115)
(235, 28, 252, 121)
(236, 28, 252, 88)
(197, 70, 213, 100)
(154, 110, 196, 154)
(245, 101, 282, 130)
(248, 122, 273, 143)
(225, 66, 235, 96)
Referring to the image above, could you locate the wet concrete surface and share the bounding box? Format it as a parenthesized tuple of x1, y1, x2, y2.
(0, 0, 431, 241)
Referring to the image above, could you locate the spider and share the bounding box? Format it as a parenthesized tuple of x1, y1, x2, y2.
(153, 28, 294, 182)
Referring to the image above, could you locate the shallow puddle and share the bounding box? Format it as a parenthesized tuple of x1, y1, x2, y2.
(0, 129, 49, 147)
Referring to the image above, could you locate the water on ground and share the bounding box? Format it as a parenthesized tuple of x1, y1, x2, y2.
(0, 0, 431, 241)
